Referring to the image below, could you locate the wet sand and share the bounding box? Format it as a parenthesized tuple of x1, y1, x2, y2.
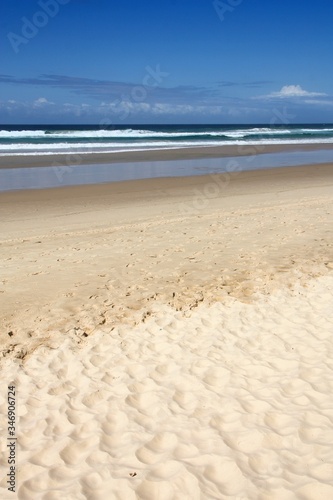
(1, 141, 333, 169)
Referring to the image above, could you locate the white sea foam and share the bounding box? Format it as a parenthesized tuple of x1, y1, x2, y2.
(222, 128, 292, 138)
(1, 137, 333, 156)
(0, 130, 48, 138)
(0, 128, 222, 139)
(1, 126, 333, 141)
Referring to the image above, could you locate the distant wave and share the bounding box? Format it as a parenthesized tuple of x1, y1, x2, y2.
(1, 125, 333, 155)
(1, 126, 333, 140)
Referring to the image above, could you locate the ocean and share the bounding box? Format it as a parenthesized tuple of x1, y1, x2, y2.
(1, 124, 333, 156)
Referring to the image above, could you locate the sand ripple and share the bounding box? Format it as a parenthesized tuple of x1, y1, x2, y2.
(0, 274, 333, 499)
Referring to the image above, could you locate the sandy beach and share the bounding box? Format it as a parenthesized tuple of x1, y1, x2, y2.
(1, 159, 333, 498)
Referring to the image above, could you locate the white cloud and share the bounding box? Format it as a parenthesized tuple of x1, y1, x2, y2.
(97, 101, 224, 116)
(304, 99, 333, 106)
(258, 85, 326, 99)
(33, 97, 54, 107)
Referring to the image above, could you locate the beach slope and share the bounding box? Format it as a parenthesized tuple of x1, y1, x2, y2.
(0, 163, 333, 498)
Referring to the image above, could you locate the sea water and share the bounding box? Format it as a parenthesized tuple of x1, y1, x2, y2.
(1, 124, 333, 191)
(1, 124, 333, 156)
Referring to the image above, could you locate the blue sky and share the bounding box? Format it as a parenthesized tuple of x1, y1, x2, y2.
(0, 0, 332, 124)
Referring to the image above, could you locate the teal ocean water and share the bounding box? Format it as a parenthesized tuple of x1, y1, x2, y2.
(1, 124, 333, 155)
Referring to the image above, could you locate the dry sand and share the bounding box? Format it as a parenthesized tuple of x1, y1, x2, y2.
(0, 161, 333, 498)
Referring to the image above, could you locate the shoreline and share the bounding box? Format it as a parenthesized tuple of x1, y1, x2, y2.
(1, 161, 333, 203)
(1, 142, 333, 169)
